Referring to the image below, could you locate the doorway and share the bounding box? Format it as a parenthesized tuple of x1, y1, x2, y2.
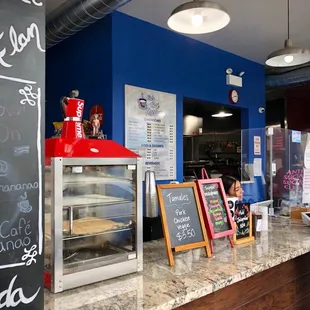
(183, 98, 242, 181)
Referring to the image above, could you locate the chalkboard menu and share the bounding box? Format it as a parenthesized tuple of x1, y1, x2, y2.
(235, 203, 250, 239)
(157, 183, 211, 266)
(196, 179, 234, 240)
(0, 1, 45, 309)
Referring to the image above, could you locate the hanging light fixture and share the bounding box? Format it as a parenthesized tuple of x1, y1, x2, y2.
(266, 0, 310, 67)
(211, 111, 233, 118)
(167, 0, 230, 35)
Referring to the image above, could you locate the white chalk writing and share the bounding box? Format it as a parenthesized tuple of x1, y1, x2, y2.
(0, 218, 32, 253)
(10, 23, 45, 56)
(173, 207, 196, 242)
(0, 182, 38, 193)
(19, 85, 40, 107)
(0, 105, 25, 117)
(0, 33, 11, 68)
(0, 160, 8, 177)
(21, 0, 43, 6)
(0, 275, 40, 308)
(22, 245, 38, 266)
(0, 75, 36, 84)
(14, 146, 30, 156)
(0, 124, 21, 143)
(17, 192, 32, 213)
(0, 23, 45, 68)
(167, 192, 189, 204)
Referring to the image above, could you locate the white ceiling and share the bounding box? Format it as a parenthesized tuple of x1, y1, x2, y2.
(46, 0, 310, 64)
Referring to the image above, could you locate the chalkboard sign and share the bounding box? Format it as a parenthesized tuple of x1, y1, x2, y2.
(157, 183, 211, 266)
(196, 179, 234, 240)
(0, 1, 45, 309)
(233, 203, 254, 245)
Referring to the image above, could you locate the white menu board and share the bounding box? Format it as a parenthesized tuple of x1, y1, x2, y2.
(125, 85, 176, 180)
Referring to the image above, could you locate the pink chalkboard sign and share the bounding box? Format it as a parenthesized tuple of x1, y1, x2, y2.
(196, 179, 235, 252)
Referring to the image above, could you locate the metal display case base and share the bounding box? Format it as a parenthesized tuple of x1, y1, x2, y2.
(143, 216, 163, 242)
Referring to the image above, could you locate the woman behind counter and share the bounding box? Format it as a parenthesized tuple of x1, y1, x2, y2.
(221, 175, 243, 201)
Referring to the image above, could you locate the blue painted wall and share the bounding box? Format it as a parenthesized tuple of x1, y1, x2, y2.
(46, 15, 113, 139)
(46, 11, 266, 201)
(110, 12, 265, 186)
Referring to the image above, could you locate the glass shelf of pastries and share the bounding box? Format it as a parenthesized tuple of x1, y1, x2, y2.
(44, 157, 143, 293)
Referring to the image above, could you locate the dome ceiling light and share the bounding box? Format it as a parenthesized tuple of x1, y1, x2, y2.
(266, 0, 310, 67)
(167, 0, 230, 35)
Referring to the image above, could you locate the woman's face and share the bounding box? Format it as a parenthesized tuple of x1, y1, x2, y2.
(228, 180, 243, 200)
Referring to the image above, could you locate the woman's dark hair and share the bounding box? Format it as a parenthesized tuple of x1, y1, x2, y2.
(221, 175, 238, 194)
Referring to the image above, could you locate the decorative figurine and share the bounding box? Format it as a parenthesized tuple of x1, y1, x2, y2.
(92, 113, 100, 136)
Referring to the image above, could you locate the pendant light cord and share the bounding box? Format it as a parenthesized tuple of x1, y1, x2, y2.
(287, 0, 290, 39)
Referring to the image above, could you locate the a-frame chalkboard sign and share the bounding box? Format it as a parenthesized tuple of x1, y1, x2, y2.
(196, 179, 235, 253)
(157, 183, 211, 266)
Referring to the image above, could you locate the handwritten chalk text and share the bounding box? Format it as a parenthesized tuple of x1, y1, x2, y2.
(0, 182, 38, 193)
(0, 275, 40, 308)
(0, 23, 45, 68)
(21, 0, 43, 6)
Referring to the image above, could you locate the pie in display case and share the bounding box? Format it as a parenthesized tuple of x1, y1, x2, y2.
(44, 138, 143, 293)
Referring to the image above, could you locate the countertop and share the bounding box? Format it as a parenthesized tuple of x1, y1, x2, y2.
(44, 217, 310, 310)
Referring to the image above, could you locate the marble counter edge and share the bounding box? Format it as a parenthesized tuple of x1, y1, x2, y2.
(149, 245, 310, 310)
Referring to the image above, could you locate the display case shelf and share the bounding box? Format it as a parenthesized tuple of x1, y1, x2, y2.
(62, 227, 133, 241)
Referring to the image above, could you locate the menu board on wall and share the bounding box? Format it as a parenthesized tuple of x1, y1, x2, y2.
(0, 0, 45, 308)
(125, 85, 176, 180)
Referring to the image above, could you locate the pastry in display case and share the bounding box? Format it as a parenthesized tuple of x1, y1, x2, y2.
(44, 138, 143, 293)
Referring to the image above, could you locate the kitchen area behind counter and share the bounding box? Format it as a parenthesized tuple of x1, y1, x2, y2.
(45, 218, 310, 310)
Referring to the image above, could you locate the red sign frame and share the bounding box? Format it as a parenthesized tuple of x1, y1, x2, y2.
(195, 179, 235, 241)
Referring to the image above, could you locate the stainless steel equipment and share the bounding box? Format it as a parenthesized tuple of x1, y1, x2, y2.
(44, 156, 143, 293)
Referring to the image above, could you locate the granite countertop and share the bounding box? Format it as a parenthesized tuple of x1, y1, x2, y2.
(44, 218, 310, 310)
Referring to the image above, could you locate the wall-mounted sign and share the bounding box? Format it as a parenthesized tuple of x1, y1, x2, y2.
(125, 85, 176, 180)
(254, 136, 261, 155)
(0, 0, 45, 308)
(157, 183, 211, 266)
(292, 130, 301, 143)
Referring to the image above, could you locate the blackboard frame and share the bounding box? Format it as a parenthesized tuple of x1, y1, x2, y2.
(157, 183, 211, 266)
(196, 179, 235, 241)
(233, 203, 255, 245)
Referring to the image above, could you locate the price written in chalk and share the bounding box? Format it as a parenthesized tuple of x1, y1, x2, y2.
(173, 208, 196, 242)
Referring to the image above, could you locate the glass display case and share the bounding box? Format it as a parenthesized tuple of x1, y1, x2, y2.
(44, 155, 143, 293)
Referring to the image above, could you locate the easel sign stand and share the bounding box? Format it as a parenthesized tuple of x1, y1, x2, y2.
(157, 183, 211, 266)
(196, 179, 235, 254)
(233, 203, 255, 245)
(201, 168, 209, 180)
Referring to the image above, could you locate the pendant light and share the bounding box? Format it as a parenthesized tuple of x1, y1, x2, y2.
(212, 111, 233, 118)
(266, 0, 310, 67)
(167, 0, 230, 35)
